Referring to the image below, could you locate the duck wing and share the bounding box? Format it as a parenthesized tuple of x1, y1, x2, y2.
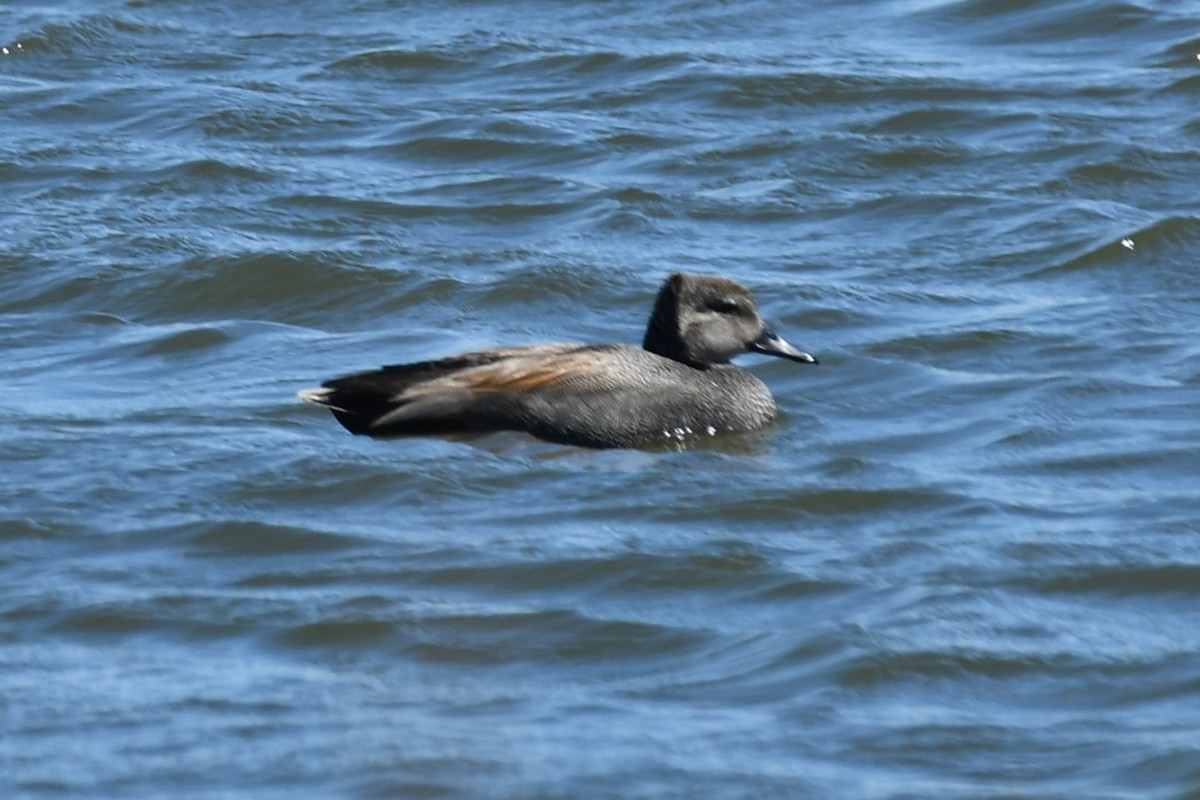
(299, 344, 625, 437)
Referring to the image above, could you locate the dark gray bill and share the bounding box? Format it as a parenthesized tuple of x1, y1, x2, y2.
(751, 328, 818, 364)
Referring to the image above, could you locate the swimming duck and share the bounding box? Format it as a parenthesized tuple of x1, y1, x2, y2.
(299, 272, 817, 448)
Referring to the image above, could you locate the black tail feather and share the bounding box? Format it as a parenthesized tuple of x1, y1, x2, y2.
(307, 355, 508, 437)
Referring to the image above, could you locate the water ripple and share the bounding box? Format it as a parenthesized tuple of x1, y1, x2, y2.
(4, 0, 1200, 797)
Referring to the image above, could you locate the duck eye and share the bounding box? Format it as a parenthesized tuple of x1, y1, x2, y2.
(709, 298, 740, 314)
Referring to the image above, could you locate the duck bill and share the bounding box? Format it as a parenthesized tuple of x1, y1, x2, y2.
(751, 328, 818, 364)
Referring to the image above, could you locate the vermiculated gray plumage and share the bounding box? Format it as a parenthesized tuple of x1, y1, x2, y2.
(299, 273, 817, 448)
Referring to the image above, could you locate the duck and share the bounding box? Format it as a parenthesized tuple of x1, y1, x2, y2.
(298, 272, 817, 448)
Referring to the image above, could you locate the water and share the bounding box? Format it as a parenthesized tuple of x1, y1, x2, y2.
(3, 0, 1199, 797)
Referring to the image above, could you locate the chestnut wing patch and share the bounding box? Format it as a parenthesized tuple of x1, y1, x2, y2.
(400, 346, 616, 398)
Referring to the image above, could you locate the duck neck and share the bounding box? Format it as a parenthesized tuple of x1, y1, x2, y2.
(643, 284, 705, 367)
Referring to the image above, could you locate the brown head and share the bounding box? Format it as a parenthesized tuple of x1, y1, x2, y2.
(642, 273, 818, 368)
